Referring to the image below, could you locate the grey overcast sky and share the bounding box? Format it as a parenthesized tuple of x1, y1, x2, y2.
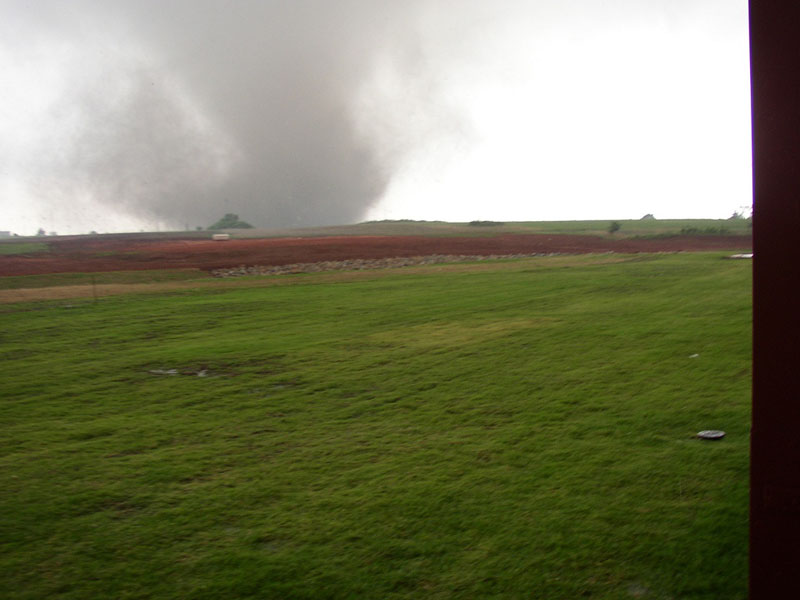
(1, 0, 752, 235)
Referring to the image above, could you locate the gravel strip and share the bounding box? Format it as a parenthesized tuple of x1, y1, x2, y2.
(210, 253, 563, 277)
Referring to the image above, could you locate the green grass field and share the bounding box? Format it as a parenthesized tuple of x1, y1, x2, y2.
(231, 218, 752, 239)
(0, 253, 751, 599)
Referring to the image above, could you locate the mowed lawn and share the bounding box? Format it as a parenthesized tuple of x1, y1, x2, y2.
(0, 253, 751, 599)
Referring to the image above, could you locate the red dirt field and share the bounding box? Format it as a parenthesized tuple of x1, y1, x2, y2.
(0, 234, 752, 276)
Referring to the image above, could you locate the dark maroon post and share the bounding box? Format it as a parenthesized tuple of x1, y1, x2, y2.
(749, 1, 800, 596)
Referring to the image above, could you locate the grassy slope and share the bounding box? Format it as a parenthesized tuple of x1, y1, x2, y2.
(0, 242, 50, 255)
(0, 254, 751, 599)
(232, 218, 752, 238)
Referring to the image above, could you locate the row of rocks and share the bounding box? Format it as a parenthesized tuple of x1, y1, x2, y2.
(210, 253, 563, 278)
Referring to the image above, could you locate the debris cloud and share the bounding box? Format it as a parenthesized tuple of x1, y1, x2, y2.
(1, 0, 462, 230)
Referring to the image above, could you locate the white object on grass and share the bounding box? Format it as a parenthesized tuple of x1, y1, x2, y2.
(696, 430, 726, 440)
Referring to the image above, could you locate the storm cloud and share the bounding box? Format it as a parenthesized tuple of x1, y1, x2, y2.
(2, 0, 471, 229)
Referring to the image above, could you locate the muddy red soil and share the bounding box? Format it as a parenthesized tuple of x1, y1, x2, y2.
(0, 234, 752, 276)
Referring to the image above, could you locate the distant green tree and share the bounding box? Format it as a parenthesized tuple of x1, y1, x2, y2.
(468, 220, 504, 227)
(608, 221, 621, 235)
(36, 228, 46, 236)
(208, 213, 254, 229)
(640, 213, 655, 220)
